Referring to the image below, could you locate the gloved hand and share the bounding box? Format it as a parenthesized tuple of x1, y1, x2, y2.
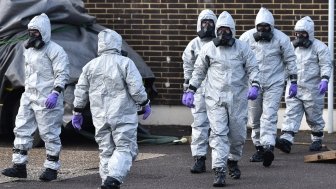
(318, 80, 328, 94)
(142, 103, 151, 120)
(185, 91, 195, 108)
(45, 92, 59, 109)
(72, 113, 83, 131)
(182, 92, 188, 105)
(137, 100, 151, 120)
(247, 86, 259, 100)
(182, 81, 189, 105)
(288, 83, 297, 98)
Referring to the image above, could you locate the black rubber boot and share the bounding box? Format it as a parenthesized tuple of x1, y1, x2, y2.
(190, 156, 206, 173)
(101, 176, 121, 189)
(309, 140, 322, 151)
(39, 154, 59, 182)
(227, 159, 241, 179)
(213, 167, 226, 187)
(249, 146, 264, 162)
(275, 137, 292, 153)
(39, 168, 58, 181)
(309, 132, 323, 151)
(1, 164, 27, 178)
(263, 146, 274, 167)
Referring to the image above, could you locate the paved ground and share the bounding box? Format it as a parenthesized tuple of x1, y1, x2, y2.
(0, 126, 336, 189)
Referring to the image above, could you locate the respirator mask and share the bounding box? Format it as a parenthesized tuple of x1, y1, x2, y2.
(197, 19, 216, 39)
(253, 23, 273, 42)
(213, 26, 235, 47)
(25, 29, 45, 49)
(292, 31, 312, 48)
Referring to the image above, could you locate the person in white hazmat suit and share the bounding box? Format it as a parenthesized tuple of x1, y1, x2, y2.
(275, 16, 332, 153)
(1, 13, 70, 181)
(181, 9, 217, 174)
(239, 7, 298, 167)
(184, 11, 260, 187)
(71, 29, 151, 189)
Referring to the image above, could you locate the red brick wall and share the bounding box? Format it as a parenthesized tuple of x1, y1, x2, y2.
(83, 0, 336, 107)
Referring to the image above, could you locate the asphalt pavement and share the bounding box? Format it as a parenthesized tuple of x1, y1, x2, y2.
(0, 126, 336, 189)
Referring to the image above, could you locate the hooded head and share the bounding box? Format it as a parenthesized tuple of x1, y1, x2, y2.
(255, 7, 274, 31)
(212, 11, 235, 47)
(292, 16, 314, 48)
(27, 13, 51, 43)
(253, 7, 275, 42)
(25, 13, 50, 49)
(97, 29, 122, 56)
(294, 16, 314, 40)
(215, 11, 235, 37)
(196, 9, 217, 38)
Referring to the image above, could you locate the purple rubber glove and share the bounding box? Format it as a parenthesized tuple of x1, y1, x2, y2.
(45, 92, 59, 109)
(318, 80, 328, 94)
(143, 104, 151, 120)
(182, 92, 188, 105)
(185, 92, 195, 108)
(72, 113, 83, 131)
(288, 83, 297, 98)
(247, 86, 259, 100)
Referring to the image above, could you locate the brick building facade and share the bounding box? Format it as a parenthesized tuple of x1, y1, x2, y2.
(83, 0, 335, 107)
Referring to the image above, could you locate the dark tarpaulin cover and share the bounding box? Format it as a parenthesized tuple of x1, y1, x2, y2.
(0, 0, 156, 99)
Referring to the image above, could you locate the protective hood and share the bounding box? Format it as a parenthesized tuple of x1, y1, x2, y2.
(294, 16, 314, 40)
(196, 9, 217, 33)
(97, 29, 122, 56)
(255, 7, 274, 31)
(215, 11, 235, 37)
(27, 13, 51, 43)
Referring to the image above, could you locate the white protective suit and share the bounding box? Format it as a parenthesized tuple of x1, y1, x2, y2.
(13, 13, 70, 170)
(182, 9, 217, 157)
(239, 7, 297, 147)
(73, 29, 148, 183)
(189, 11, 260, 169)
(280, 16, 332, 143)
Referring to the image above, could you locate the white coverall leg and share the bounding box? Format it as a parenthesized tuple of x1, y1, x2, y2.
(207, 102, 230, 169)
(228, 98, 247, 161)
(13, 92, 63, 170)
(96, 121, 138, 184)
(191, 87, 210, 156)
(281, 92, 325, 143)
(249, 83, 283, 147)
(207, 96, 247, 168)
(248, 93, 262, 147)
